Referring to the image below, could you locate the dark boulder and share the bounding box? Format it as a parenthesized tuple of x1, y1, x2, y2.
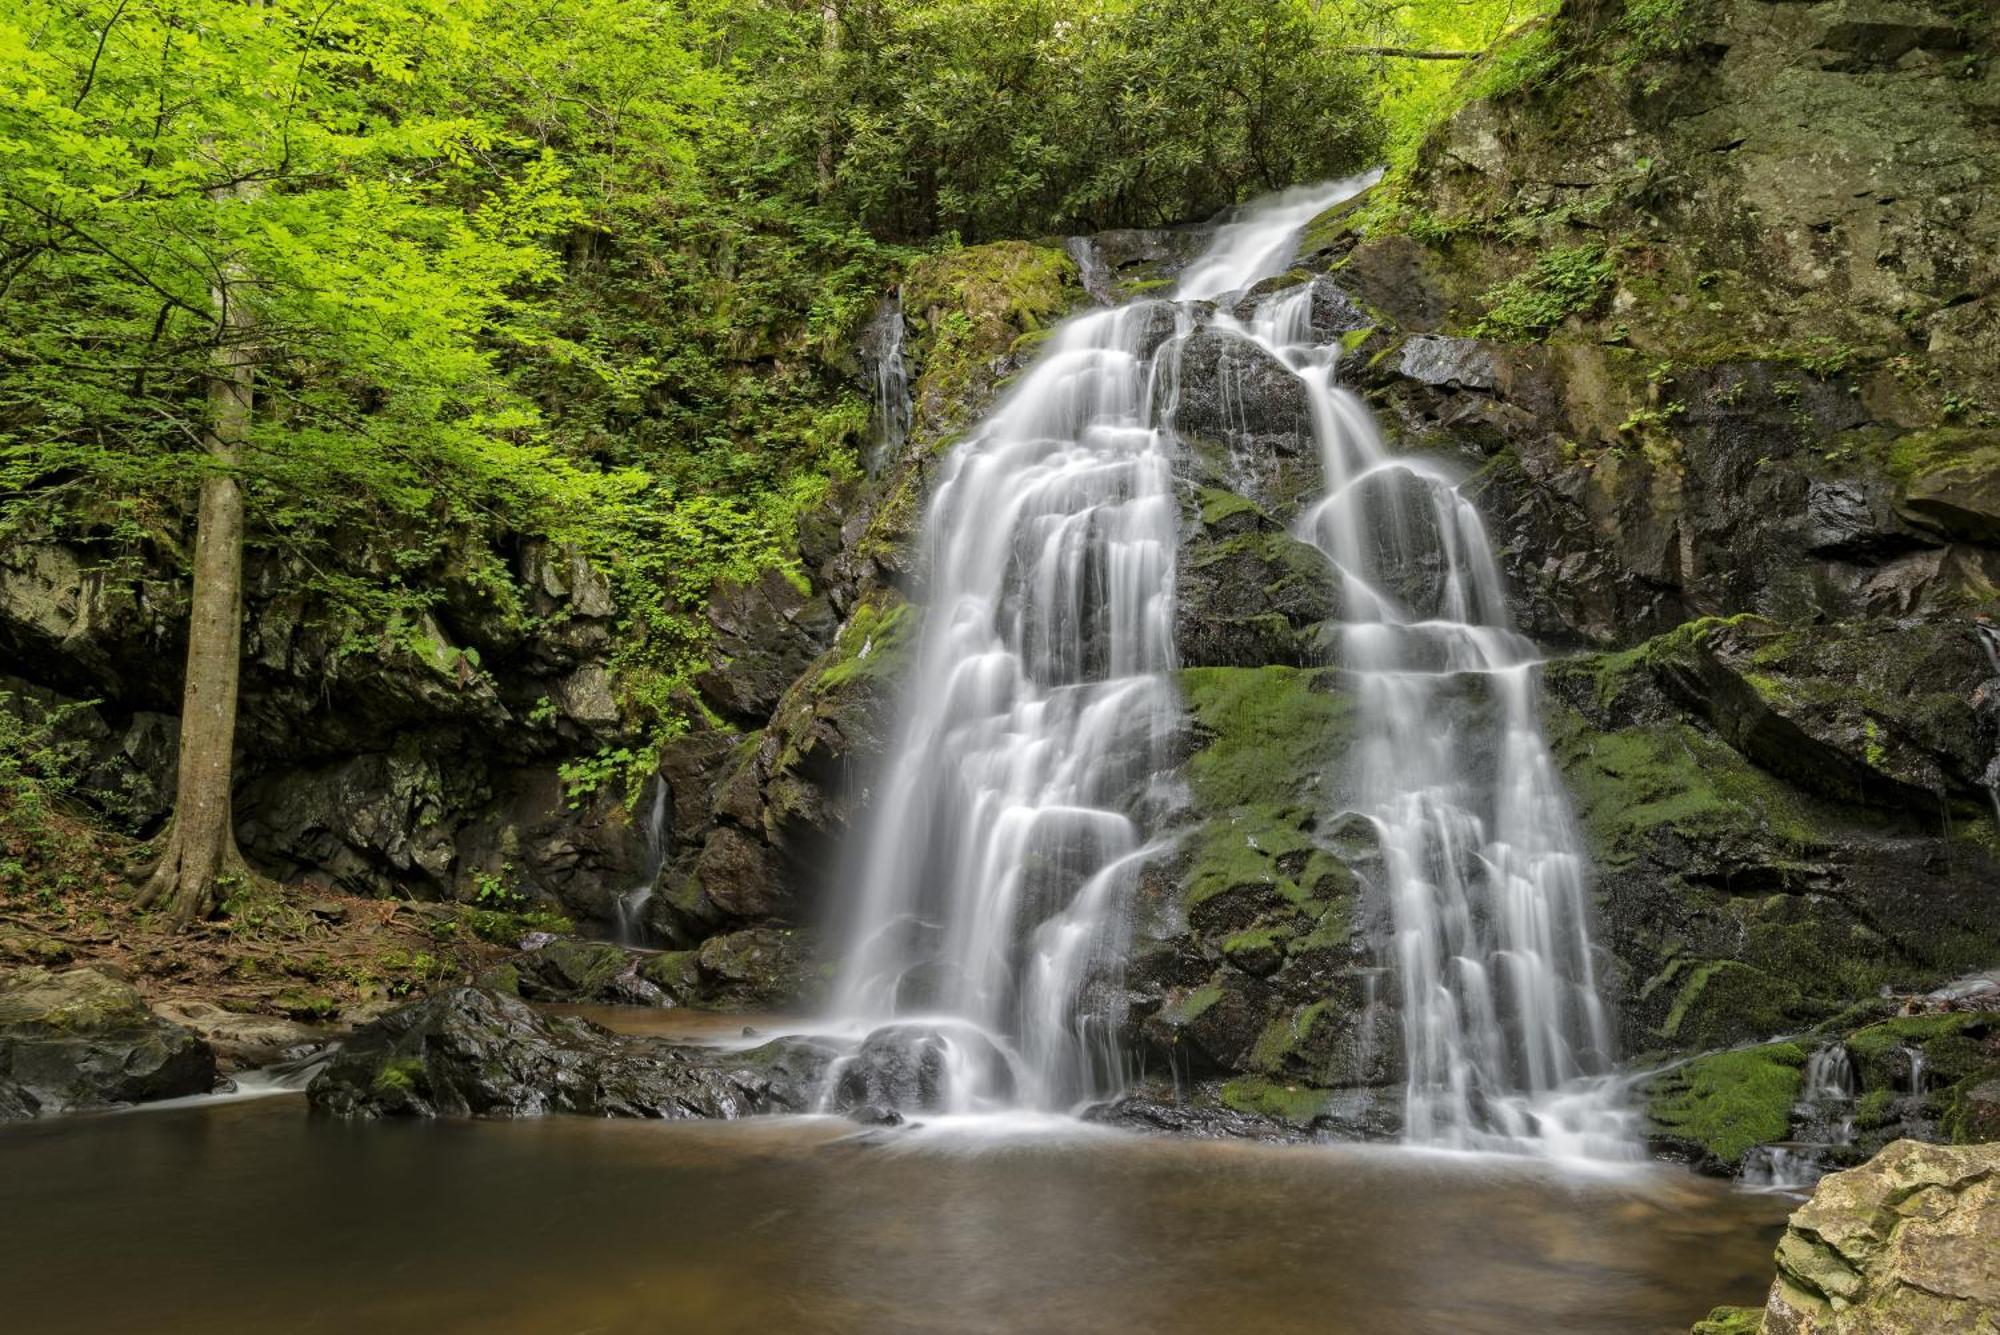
(0, 967, 217, 1118)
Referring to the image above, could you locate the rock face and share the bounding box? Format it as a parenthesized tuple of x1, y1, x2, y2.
(1751, 1140, 2000, 1334)
(0, 967, 217, 1117)
(306, 987, 833, 1119)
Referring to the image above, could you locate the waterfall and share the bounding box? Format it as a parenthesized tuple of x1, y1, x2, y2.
(823, 297, 1189, 1114)
(613, 777, 670, 946)
(823, 175, 1623, 1150)
(1179, 195, 1628, 1155)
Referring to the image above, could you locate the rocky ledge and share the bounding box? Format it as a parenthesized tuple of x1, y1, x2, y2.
(1695, 1139, 2000, 1335)
(0, 965, 218, 1117)
(306, 986, 835, 1119)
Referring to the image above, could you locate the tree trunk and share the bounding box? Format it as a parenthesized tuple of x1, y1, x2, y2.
(141, 200, 255, 926)
(815, 0, 840, 199)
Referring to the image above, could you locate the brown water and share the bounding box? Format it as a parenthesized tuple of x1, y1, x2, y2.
(0, 1096, 1788, 1335)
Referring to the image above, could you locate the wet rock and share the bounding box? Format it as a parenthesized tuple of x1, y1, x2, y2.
(1071, 226, 1209, 302)
(307, 987, 834, 1119)
(824, 1023, 1016, 1113)
(1175, 495, 1338, 669)
(695, 568, 841, 726)
(1170, 327, 1314, 465)
(1753, 1140, 2000, 1334)
(1899, 436, 2000, 543)
(151, 1001, 326, 1072)
(1081, 1093, 1318, 1144)
(1229, 275, 1373, 344)
(0, 967, 217, 1118)
(1397, 335, 1497, 392)
(491, 940, 665, 1007)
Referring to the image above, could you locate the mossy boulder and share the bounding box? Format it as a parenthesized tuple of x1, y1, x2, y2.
(1754, 1140, 2000, 1334)
(899, 240, 1077, 443)
(0, 966, 217, 1118)
(1126, 665, 1396, 1109)
(485, 939, 664, 1008)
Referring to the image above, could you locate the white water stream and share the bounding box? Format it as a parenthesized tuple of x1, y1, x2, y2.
(823, 178, 1629, 1154)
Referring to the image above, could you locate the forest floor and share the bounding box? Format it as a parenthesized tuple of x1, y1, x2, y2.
(1, 802, 521, 1034)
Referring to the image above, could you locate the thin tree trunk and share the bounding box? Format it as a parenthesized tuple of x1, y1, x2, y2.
(141, 191, 255, 926)
(815, 0, 840, 199)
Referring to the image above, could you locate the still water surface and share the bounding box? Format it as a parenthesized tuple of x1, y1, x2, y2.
(0, 1096, 1786, 1334)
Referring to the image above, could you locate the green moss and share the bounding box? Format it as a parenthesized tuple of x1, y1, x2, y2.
(1220, 1075, 1330, 1124)
(1180, 666, 1350, 812)
(1551, 718, 1817, 867)
(1645, 1041, 1806, 1166)
(1197, 488, 1260, 528)
(1846, 1013, 1990, 1082)
(817, 593, 915, 690)
(1222, 925, 1290, 956)
(637, 949, 702, 999)
(1854, 1087, 1897, 1130)
(456, 906, 574, 946)
(1661, 960, 1802, 1048)
(371, 1056, 426, 1095)
(1158, 983, 1224, 1028)
(1690, 1307, 1764, 1335)
(902, 241, 1075, 429)
(1869, 426, 2000, 488)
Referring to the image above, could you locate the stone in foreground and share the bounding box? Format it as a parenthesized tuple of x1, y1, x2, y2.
(307, 986, 833, 1119)
(1723, 1139, 2000, 1335)
(0, 965, 217, 1118)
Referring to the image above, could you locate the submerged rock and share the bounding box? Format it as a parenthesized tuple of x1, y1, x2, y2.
(1081, 1093, 1320, 1144)
(1747, 1140, 2000, 1334)
(0, 966, 217, 1118)
(306, 987, 833, 1119)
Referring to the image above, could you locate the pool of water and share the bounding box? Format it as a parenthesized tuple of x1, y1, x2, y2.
(0, 1096, 1787, 1334)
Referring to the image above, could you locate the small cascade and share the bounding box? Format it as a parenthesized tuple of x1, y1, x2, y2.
(1979, 624, 2000, 824)
(613, 778, 671, 947)
(1754, 1043, 1860, 1188)
(1905, 1044, 1927, 1096)
(863, 294, 913, 476)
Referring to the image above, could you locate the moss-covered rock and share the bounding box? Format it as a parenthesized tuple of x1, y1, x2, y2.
(899, 241, 1077, 443)
(1544, 623, 2000, 1055)
(0, 966, 217, 1118)
(1644, 1041, 1808, 1168)
(1753, 1140, 2000, 1334)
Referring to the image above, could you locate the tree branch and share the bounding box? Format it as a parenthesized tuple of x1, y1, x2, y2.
(1334, 46, 1477, 60)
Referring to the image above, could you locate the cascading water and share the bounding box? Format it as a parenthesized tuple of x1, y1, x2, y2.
(823, 298, 1188, 1115)
(864, 294, 913, 477)
(613, 778, 670, 946)
(1177, 194, 1629, 1157)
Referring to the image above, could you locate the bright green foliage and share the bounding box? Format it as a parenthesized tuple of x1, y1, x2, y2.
(1, 0, 1562, 826)
(1313, 0, 1561, 171)
(1471, 245, 1615, 339)
(793, 0, 1382, 242)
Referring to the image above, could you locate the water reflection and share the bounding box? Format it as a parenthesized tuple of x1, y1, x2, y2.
(0, 1098, 1785, 1334)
